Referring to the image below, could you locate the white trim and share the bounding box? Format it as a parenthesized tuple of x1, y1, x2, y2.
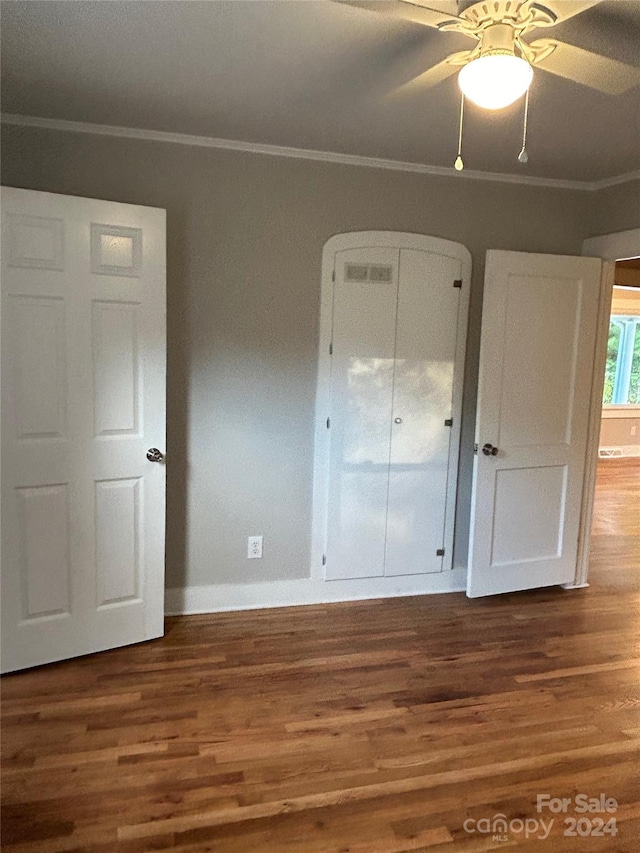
(590, 170, 640, 191)
(165, 570, 468, 616)
(310, 232, 471, 582)
(601, 405, 640, 419)
(598, 445, 640, 458)
(575, 262, 613, 589)
(3, 112, 637, 192)
(578, 227, 640, 587)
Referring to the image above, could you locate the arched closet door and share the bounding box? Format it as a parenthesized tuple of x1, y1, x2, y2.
(312, 232, 470, 584)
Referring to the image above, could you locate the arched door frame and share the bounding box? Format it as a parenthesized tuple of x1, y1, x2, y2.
(311, 231, 471, 583)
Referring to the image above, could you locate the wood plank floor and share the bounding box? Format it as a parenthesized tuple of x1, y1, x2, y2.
(2, 461, 639, 852)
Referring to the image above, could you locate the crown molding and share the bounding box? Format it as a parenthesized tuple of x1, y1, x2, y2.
(2, 112, 638, 192)
(589, 169, 640, 191)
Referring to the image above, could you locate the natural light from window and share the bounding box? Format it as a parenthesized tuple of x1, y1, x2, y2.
(603, 282, 640, 409)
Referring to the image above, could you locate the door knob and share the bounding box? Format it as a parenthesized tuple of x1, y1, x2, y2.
(482, 443, 499, 456)
(146, 448, 164, 463)
(394, 417, 402, 424)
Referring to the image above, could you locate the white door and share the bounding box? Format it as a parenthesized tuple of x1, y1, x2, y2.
(384, 248, 464, 576)
(325, 247, 399, 580)
(323, 237, 468, 581)
(467, 250, 602, 597)
(1, 188, 166, 672)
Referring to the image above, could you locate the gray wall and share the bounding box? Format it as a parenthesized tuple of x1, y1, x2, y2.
(589, 179, 640, 238)
(2, 124, 623, 590)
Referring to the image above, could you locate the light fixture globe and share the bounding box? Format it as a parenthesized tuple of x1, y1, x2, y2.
(458, 52, 533, 110)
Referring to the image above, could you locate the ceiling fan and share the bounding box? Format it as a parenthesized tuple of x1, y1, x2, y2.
(336, 0, 640, 168)
(337, 0, 640, 107)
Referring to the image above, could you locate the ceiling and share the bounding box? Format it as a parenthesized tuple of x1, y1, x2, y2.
(2, 0, 640, 183)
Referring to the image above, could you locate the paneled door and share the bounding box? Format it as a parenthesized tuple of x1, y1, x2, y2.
(1, 188, 166, 672)
(467, 250, 602, 597)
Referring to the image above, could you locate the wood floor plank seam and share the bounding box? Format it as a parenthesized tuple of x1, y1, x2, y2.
(2, 459, 639, 851)
(116, 739, 639, 841)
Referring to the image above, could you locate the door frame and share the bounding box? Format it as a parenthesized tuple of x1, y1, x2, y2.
(571, 227, 640, 588)
(310, 231, 471, 582)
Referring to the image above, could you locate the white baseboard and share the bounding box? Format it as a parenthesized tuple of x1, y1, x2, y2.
(599, 445, 640, 458)
(165, 569, 468, 616)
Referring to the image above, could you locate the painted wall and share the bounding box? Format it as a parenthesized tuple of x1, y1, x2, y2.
(588, 179, 640, 238)
(599, 418, 640, 453)
(1, 124, 620, 602)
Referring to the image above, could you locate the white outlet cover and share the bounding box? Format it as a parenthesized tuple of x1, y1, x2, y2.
(247, 536, 263, 559)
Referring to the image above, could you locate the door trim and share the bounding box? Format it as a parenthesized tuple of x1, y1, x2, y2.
(571, 228, 640, 588)
(310, 231, 471, 582)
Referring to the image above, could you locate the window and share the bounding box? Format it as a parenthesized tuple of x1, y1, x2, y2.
(603, 315, 640, 406)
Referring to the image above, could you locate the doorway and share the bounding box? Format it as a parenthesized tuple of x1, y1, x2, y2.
(591, 261, 640, 587)
(599, 267, 640, 460)
(578, 229, 640, 588)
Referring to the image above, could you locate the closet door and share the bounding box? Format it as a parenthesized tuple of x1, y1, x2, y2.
(325, 247, 399, 580)
(384, 249, 462, 576)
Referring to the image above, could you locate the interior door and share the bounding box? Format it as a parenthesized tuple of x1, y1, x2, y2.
(325, 247, 399, 580)
(467, 250, 602, 597)
(384, 248, 462, 576)
(1, 187, 166, 672)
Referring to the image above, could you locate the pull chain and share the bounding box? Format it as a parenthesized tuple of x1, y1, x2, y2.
(518, 87, 530, 164)
(454, 92, 465, 171)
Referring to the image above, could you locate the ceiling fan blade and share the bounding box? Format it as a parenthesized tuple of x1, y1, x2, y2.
(334, 1, 465, 31)
(532, 1, 601, 25)
(531, 38, 640, 94)
(388, 50, 474, 98)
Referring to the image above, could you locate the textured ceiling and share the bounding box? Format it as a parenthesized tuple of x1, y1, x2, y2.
(1, 0, 640, 182)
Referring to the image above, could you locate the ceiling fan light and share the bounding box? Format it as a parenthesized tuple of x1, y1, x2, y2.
(458, 53, 533, 110)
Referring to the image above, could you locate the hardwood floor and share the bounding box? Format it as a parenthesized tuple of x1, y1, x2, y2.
(2, 462, 639, 852)
(589, 458, 640, 593)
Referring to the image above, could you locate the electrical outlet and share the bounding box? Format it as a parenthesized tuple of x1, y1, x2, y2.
(631, 425, 637, 437)
(247, 536, 263, 559)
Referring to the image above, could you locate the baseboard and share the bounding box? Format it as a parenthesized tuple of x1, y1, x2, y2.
(599, 445, 640, 458)
(165, 569, 468, 616)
